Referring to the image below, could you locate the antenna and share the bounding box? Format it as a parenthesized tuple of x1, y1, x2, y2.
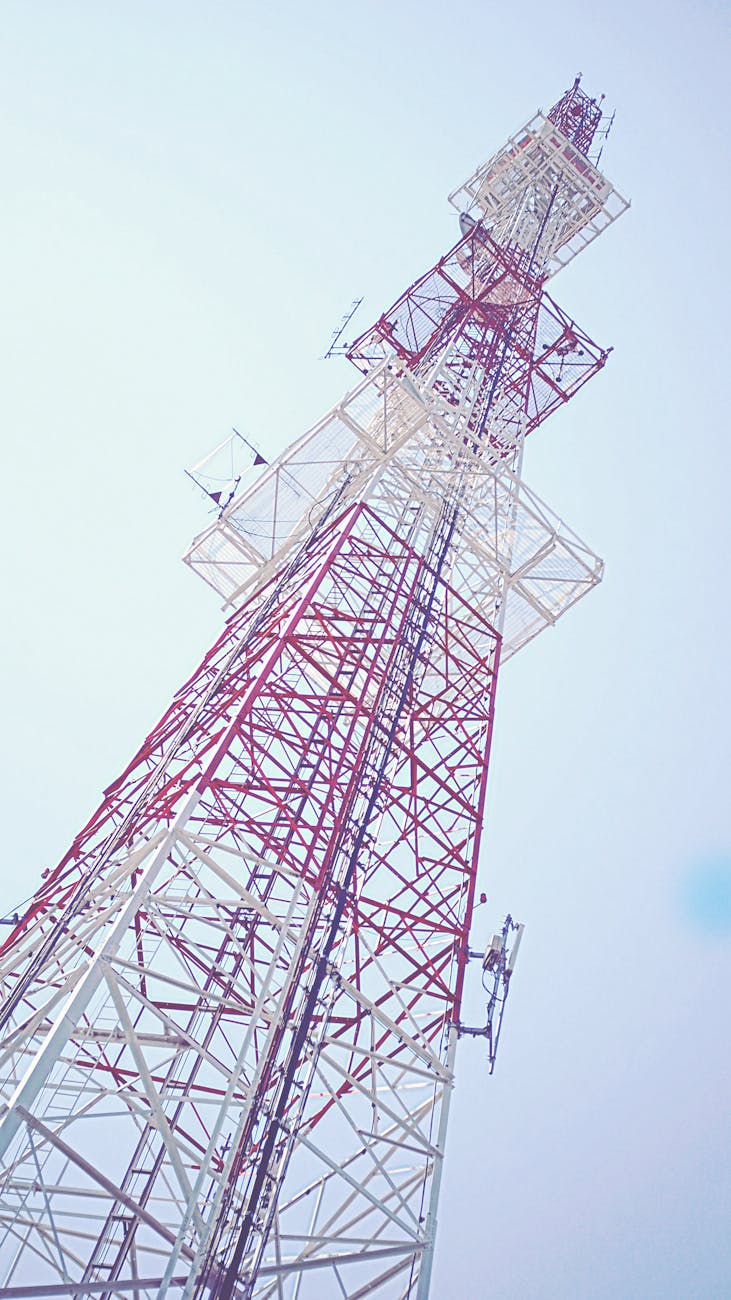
(460, 915, 525, 1073)
(232, 426, 267, 468)
(323, 296, 363, 358)
(186, 428, 268, 514)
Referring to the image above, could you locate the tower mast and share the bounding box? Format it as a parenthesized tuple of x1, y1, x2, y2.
(0, 79, 627, 1298)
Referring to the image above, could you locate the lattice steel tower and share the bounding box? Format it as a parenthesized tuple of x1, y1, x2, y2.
(0, 79, 627, 1298)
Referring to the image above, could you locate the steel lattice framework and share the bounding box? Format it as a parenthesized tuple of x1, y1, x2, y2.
(0, 78, 628, 1299)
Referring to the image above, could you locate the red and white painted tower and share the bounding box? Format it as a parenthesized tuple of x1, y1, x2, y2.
(0, 80, 627, 1298)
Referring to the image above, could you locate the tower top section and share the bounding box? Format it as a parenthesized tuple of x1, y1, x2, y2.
(547, 76, 605, 156)
(447, 78, 628, 278)
(185, 79, 628, 657)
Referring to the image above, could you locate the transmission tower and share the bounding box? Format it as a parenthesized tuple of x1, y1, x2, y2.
(0, 78, 627, 1298)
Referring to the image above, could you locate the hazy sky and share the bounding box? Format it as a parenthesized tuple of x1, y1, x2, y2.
(1, 2, 729, 1297)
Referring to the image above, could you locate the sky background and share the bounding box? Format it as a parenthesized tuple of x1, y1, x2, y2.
(1, 2, 729, 1296)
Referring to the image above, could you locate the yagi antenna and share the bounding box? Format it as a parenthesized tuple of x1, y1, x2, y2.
(232, 427, 267, 468)
(322, 296, 363, 359)
(186, 427, 268, 515)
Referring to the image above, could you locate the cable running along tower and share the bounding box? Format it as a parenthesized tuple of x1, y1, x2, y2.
(0, 79, 628, 1298)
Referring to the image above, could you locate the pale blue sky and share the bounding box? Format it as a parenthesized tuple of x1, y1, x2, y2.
(1, 2, 729, 1296)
